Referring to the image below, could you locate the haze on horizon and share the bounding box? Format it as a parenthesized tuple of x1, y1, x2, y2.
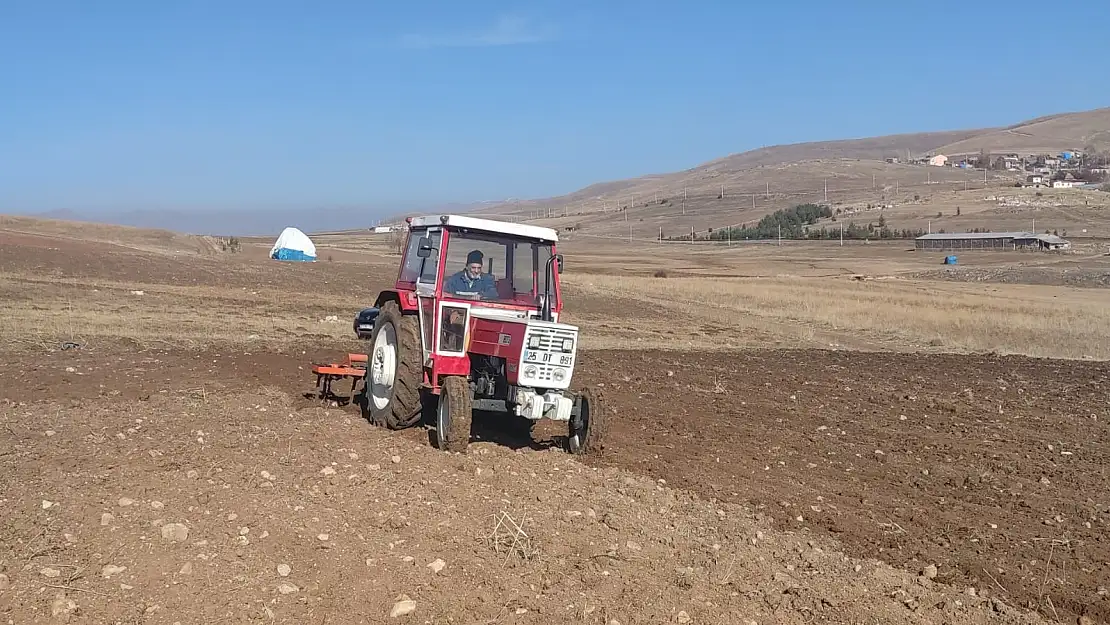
(2, 0, 1108, 220)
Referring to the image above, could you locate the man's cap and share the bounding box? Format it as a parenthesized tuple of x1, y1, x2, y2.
(466, 250, 483, 265)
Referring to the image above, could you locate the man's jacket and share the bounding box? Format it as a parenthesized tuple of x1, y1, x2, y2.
(444, 270, 498, 299)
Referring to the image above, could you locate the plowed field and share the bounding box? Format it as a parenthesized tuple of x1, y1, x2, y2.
(1, 224, 1107, 624)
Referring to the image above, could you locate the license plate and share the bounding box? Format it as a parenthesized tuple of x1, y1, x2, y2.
(524, 350, 551, 363)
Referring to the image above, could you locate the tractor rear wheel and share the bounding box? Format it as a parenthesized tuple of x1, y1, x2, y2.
(567, 387, 607, 454)
(435, 376, 473, 453)
(365, 300, 423, 430)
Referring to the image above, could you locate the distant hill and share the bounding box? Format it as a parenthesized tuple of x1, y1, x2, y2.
(935, 107, 1110, 156)
(473, 106, 1109, 236)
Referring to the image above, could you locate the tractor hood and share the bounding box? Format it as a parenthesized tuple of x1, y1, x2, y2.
(466, 313, 579, 390)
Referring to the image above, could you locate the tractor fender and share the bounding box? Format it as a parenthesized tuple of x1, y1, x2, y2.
(373, 289, 419, 313)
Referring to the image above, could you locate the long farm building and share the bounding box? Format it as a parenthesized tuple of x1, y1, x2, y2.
(914, 232, 1070, 251)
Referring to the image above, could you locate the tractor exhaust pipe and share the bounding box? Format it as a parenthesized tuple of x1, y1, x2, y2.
(541, 253, 560, 322)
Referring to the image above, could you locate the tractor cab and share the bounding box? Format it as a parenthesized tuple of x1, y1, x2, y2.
(355, 214, 604, 455)
(397, 214, 565, 323)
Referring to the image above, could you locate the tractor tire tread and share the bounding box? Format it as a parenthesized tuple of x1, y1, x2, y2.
(371, 301, 424, 430)
(570, 386, 608, 455)
(440, 376, 473, 453)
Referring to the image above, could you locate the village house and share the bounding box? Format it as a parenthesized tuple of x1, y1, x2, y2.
(927, 154, 948, 167)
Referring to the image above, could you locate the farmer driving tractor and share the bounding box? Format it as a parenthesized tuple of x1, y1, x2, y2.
(444, 249, 498, 300)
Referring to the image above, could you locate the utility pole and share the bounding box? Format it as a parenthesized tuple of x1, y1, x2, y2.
(689, 225, 694, 242)
(629, 224, 633, 244)
(840, 221, 844, 246)
(752, 194, 756, 210)
(682, 187, 687, 215)
(823, 178, 828, 203)
(778, 224, 782, 246)
(765, 181, 770, 198)
(728, 225, 732, 248)
(658, 225, 662, 242)
(720, 184, 725, 199)
(928, 220, 931, 234)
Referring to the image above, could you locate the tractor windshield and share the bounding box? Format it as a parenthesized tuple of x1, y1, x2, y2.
(441, 229, 554, 308)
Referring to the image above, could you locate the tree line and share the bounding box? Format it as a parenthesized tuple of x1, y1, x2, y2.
(664, 203, 929, 241)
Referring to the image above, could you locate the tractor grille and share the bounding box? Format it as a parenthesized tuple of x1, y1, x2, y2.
(522, 325, 577, 385)
(527, 325, 577, 351)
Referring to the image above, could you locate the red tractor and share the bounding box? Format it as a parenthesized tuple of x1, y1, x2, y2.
(355, 214, 605, 454)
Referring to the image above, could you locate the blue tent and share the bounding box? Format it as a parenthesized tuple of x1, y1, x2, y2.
(269, 227, 317, 262)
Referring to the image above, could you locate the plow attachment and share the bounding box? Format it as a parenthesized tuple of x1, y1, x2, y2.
(310, 353, 367, 404)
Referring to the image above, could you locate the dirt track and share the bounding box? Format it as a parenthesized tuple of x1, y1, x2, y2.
(2, 225, 1108, 623)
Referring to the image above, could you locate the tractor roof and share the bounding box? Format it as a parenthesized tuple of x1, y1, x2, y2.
(408, 214, 559, 242)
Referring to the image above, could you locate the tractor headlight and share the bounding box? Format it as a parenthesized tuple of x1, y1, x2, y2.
(553, 368, 567, 382)
(561, 338, 574, 352)
(528, 335, 541, 349)
(523, 365, 538, 379)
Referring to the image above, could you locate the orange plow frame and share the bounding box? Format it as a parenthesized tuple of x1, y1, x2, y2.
(310, 353, 367, 404)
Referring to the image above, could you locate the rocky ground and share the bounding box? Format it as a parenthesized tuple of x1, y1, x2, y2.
(0, 385, 1058, 625)
(909, 264, 1110, 288)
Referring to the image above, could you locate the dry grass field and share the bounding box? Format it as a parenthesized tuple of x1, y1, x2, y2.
(2, 215, 1110, 624)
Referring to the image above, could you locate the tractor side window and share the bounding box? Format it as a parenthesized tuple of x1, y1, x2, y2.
(398, 234, 424, 283)
(512, 243, 537, 297)
(418, 236, 440, 284)
(535, 244, 553, 298)
(438, 304, 467, 354)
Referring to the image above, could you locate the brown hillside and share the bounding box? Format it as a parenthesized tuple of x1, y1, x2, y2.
(934, 107, 1110, 156)
(474, 107, 1108, 236)
(0, 214, 229, 256)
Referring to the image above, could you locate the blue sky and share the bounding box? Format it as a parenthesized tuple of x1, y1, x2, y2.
(1, 0, 1107, 214)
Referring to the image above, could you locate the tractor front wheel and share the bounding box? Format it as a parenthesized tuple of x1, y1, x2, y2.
(365, 301, 423, 430)
(436, 376, 473, 453)
(567, 387, 607, 454)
